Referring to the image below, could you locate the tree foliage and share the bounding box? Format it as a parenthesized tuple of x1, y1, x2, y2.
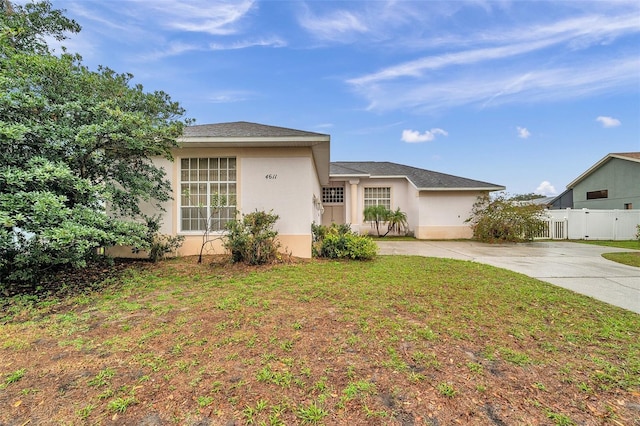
(0, 1, 188, 289)
(508, 193, 547, 202)
(466, 193, 548, 243)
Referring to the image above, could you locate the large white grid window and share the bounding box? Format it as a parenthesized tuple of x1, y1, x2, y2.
(180, 158, 236, 231)
(364, 187, 391, 210)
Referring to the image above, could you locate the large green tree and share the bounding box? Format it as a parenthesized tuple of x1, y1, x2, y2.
(0, 1, 189, 289)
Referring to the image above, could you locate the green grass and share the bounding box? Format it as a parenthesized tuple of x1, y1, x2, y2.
(574, 240, 640, 267)
(575, 239, 640, 250)
(602, 252, 640, 267)
(0, 255, 638, 425)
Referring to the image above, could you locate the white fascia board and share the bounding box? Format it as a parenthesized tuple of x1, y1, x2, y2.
(329, 173, 370, 178)
(417, 186, 506, 192)
(177, 136, 329, 147)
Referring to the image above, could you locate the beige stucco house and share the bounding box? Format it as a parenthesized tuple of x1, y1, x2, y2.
(124, 122, 503, 259)
(325, 162, 504, 239)
(148, 122, 330, 259)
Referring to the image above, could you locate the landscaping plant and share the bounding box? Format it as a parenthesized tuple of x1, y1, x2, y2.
(311, 223, 377, 260)
(466, 193, 548, 242)
(363, 205, 408, 237)
(224, 210, 280, 265)
(0, 1, 189, 290)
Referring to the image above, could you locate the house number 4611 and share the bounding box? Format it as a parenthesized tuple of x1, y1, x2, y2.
(265, 174, 277, 180)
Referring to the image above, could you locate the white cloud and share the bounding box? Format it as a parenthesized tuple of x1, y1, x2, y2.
(346, 9, 640, 112)
(401, 128, 448, 143)
(298, 7, 368, 42)
(207, 90, 256, 104)
(517, 126, 531, 139)
(348, 56, 640, 113)
(146, 0, 256, 35)
(596, 116, 621, 128)
(536, 181, 557, 196)
(209, 37, 287, 50)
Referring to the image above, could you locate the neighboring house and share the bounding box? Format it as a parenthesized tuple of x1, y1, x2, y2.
(324, 161, 504, 239)
(115, 122, 504, 258)
(560, 152, 640, 210)
(549, 189, 574, 210)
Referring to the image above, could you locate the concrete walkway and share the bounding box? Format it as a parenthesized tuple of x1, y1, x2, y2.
(376, 240, 640, 314)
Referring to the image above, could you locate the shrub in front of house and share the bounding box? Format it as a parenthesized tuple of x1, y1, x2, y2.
(466, 194, 547, 243)
(224, 210, 280, 265)
(312, 223, 377, 260)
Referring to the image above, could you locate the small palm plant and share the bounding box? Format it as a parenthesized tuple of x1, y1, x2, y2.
(363, 205, 390, 237)
(387, 207, 408, 235)
(364, 205, 408, 237)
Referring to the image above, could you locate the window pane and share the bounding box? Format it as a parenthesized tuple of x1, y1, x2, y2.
(364, 187, 391, 211)
(180, 157, 237, 232)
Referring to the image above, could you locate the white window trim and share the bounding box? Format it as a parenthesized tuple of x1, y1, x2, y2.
(178, 157, 237, 234)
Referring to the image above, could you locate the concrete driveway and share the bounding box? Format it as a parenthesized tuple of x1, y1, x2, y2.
(376, 240, 640, 314)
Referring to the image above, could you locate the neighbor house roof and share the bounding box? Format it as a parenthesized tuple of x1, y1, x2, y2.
(566, 152, 640, 189)
(179, 121, 330, 185)
(330, 161, 504, 191)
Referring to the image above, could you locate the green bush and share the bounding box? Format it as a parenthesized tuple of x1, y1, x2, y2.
(466, 194, 548, 243)
(133, 216, 184, 262)
(224, 211, 280, 265)
(312, 223, 377, 260)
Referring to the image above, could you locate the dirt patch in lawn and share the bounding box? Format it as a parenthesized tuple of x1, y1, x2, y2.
(0, 255, 638, 425)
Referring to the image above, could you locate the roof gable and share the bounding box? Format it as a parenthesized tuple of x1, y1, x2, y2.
(178, 121, 330, 185)
(567, 152, 640, 188)
(330, 161, 504, 191)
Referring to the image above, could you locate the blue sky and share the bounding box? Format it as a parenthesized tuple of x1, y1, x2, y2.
(47, 0, 639, 195)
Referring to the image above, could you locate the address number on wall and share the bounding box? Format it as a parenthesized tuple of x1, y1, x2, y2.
(265, 174, 278, 180)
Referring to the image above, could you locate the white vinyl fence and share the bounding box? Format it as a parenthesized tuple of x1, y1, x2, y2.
(538, 209, 640, 240)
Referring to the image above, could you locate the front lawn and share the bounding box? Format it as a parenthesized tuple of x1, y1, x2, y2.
(1, 256, 638, 425)
(576, 240, 640, 267)
(576, 239, 640, 250)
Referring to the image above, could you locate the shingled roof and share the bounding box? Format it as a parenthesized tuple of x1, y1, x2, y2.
(183, 121, 329, 138)
(330, 161, 504, 191)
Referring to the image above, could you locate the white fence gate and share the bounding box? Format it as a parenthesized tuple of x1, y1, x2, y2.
(539, 209, 640, 240)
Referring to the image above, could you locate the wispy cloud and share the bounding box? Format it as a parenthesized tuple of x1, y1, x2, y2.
(140, 41, 203, 61)
(350, 56, 639, 113)
(596, 116, 621, 128)
(517, 127, 531, 139)
(209, 37, 287, 50)
(346, 9, 640, 112)
(401, 128, 448, 143)
(207, 90, 257, 104)
(130, 0, 256, 35)
(297, 6, 368, 42)
(536, 181, 557, 196)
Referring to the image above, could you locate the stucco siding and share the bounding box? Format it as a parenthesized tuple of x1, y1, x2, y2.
(573, 158, 640, 209)
(416, 191, 481, 238)
(352, 177, 416, 235)
(114, 147, 318, 259)
(241, 156, 314, 235)
(415, 225, 473, 239)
